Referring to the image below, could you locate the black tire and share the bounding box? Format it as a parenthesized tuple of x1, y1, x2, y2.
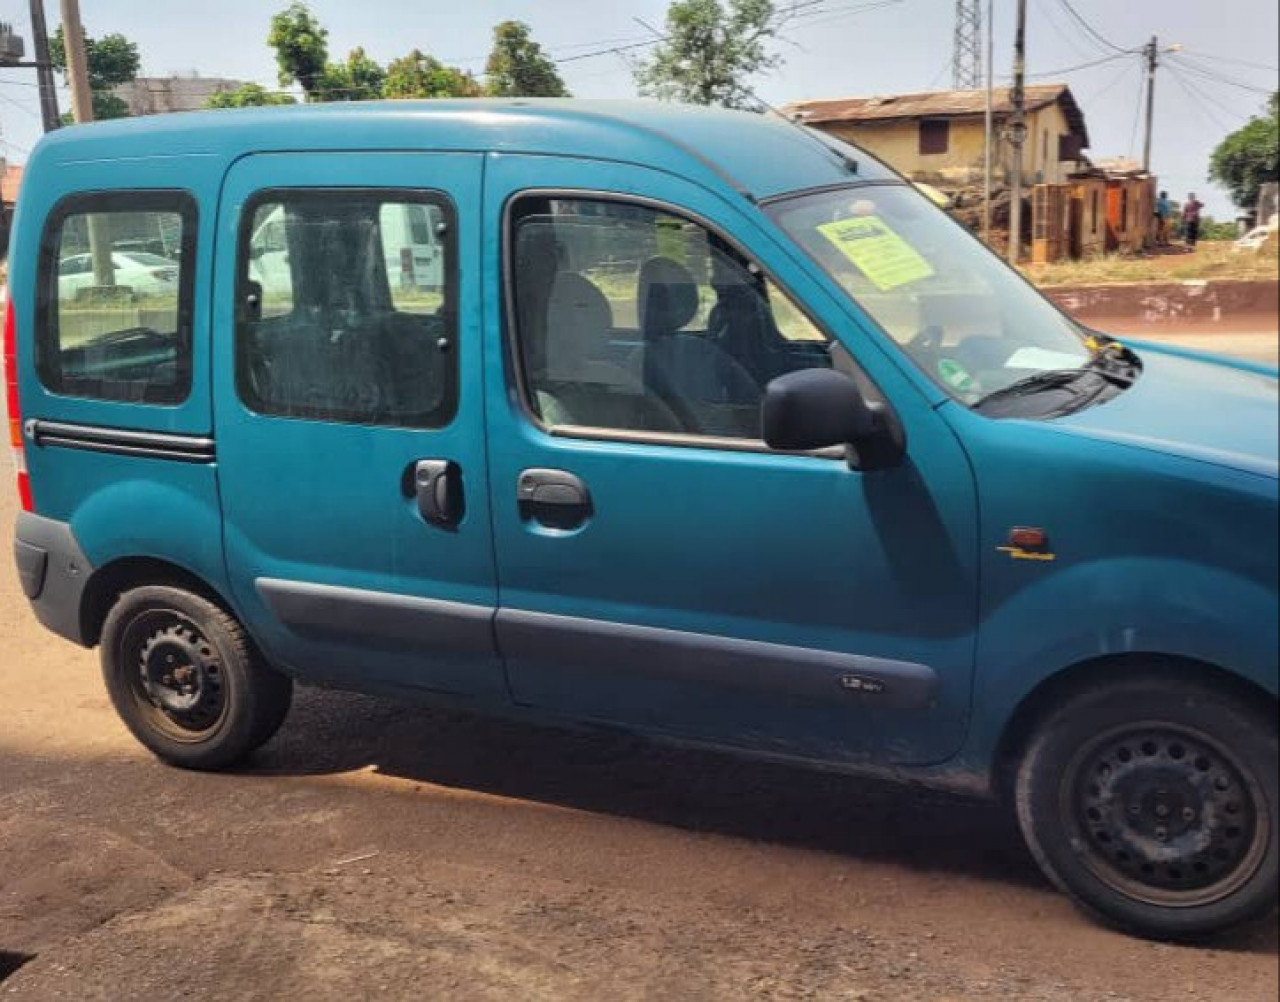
(1015, 673, 1277, 939)
(101, 585, 293, 771)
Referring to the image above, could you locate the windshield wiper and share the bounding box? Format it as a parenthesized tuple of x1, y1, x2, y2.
(973, 367, 1111, 414)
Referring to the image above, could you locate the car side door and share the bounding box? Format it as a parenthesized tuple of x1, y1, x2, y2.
(213, 152, 505, 699)
(483, 155, 981, 767)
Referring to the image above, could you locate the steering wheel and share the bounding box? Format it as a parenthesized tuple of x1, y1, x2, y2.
(907, 324, 944, 354)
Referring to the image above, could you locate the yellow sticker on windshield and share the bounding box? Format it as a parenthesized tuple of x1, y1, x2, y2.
(816, 216, 934, 291)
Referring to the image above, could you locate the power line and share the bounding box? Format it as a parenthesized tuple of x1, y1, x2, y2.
(1165, 64, 1235, 134)
(1167, 63, 1251, 130)
(1180, 50, 1279, 74)
(779, 0, 905, 32)
(1056, 0, 1129, 55)
(1034, 0, 1096, 61)
(1169, 53, 1276, 96)
(1077, 54, 1140, 107)
(1023, 50, 1135, 79)
(0, 89, 41, 121)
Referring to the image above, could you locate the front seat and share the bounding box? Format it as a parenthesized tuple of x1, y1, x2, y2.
(535, 272, 679, 432)
(636, 257, 761, 436)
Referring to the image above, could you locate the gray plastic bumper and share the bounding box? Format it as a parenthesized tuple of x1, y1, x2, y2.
(13, 512, 93, 646)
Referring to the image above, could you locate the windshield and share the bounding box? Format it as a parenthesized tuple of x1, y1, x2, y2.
(768, 184, 1093, 405)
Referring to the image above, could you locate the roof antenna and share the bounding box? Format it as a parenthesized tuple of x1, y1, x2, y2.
(630, 15, 857, 176)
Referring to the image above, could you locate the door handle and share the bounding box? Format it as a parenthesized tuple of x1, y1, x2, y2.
(411, 459, 464, 527)
(517, 468, 592, 530)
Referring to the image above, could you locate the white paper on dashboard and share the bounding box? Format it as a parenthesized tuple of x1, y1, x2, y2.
(1004, 347, 1085, 370)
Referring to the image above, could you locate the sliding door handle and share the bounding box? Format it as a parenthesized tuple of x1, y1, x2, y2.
(411, 459, 464, 527)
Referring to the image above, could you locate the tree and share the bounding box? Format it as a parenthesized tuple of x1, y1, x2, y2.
(48, 26, 141, 121)
(315, 47, 386, 101)
(485, 21, 569, 98)
(384, 50, 482, 99)
(268, 1, 329, 98)
(1209, 93, 1279, 211)
(634, 0, 782, 109)
(205, 83, 296, 109)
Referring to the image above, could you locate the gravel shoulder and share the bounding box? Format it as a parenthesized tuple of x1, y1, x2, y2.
(2, 352, 1277, 1000)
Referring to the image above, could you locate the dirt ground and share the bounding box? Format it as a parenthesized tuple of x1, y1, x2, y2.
(2, 333, 1278, 1001)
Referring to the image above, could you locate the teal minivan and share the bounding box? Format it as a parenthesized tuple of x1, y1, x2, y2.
(7, 101, 1277, 939)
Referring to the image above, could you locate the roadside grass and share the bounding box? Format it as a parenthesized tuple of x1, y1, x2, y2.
(1022, 240, 1280, 288)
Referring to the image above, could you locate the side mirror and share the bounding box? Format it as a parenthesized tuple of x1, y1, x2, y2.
(762, 368, 905, 471)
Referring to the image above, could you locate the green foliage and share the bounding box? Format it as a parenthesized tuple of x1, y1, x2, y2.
(1208, 92, 1280, 211)
(315, 47, 386, 101)
(268, 2, 329, 97)
(205, 84, 297, 109)
(485, 21, 569, 98)
(384, 50, 482, 99)
(265, 4, 478, 103)
(1197, 217, 1240, 242)
(49, 25, 141, 121)
(634, 0, 780, 109)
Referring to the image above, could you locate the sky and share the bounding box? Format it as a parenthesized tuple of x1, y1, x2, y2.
(1, 0, 1276, 218)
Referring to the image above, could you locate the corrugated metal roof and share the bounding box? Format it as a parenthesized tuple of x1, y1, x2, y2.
(785, 84, 1089, 148)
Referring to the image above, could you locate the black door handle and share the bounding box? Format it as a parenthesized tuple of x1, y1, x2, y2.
(517, 468, 592, 529)
(411, 459, 464, 527)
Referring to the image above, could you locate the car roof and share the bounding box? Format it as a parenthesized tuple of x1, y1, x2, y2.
(30, 99, 896, 202)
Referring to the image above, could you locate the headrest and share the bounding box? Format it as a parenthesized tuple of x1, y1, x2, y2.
(543, 272, 613, 381)
(516, 224, 565, 294)
(638, 257, 699, 339)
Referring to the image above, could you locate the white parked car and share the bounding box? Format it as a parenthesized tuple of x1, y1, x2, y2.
(57, 250, 180, 299)
(247, 202, 445, 306)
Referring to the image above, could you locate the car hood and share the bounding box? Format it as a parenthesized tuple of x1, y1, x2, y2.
(1050, 341, 1279, 478)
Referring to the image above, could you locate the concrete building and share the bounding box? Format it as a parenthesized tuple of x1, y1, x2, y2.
(114, 75, 251, 116)
(783, 84, 1090, 189)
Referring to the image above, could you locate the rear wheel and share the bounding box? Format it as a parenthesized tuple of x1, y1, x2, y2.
(1015, 675, 1277, 939)
(101, 585, 292, 771)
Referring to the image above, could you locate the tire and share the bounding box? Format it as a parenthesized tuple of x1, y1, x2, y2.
(1015, 673, 1278, 940)
(101, 585, 293, 771)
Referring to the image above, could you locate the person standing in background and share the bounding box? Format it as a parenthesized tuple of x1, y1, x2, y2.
(1155, 190, 1172, 245)
(1182, 192, 1205, 249)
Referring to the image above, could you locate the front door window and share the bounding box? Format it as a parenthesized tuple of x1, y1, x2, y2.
(509, 197, 829, 441)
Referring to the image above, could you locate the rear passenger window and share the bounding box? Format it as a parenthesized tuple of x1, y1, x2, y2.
(237, 190, 456, 428)
(37, 191, 196, 404)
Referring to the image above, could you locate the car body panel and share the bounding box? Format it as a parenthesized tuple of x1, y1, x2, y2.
(7, 101, 1276, 801)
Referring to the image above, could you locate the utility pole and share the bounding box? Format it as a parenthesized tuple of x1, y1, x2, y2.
(59, 0, 92, 124)
(982, 0, 994, 243)
(1007, 0, 1028, 265)
(59, 0, 114, 288)
(1142, 35, 1158, 173)
(29, 0, 60, 132)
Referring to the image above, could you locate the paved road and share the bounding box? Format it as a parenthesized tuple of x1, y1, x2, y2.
(1, 332, 1277, 1000)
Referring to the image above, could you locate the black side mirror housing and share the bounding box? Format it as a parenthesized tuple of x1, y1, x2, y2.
(762, 368, 905, 471)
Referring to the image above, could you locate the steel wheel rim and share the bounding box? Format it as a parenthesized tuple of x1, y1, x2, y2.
(119, 609, 228, 743)
(1061, 721, 1269, 908)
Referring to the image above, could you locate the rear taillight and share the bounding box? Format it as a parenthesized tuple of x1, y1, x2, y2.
(400, 247, 414, 275)
(2, 292, 32, 512)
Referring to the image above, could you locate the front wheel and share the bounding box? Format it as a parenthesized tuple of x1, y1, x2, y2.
(1015, 674, 1277, 939)
(101, 585, 293, 771)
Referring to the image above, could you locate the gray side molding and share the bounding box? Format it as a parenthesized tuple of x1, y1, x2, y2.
(496, 609, 938, 710)
(255, 578, 497, 658)
(14, 512, 94, 646)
